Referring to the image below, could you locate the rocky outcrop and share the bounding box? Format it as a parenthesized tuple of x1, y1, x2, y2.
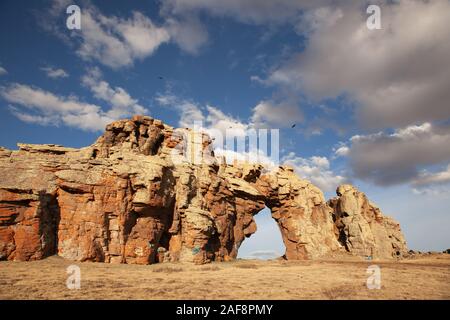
(328, 185, 407, 259)
(0, 116, 408, 264)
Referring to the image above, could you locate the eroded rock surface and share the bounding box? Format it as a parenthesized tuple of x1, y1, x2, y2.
(0, 116, 408, 263)
(328, 185, 408, 259)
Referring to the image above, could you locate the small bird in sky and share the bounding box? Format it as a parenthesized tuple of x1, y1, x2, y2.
(291, 124, 296, 128)
(158, 76, 164, 80)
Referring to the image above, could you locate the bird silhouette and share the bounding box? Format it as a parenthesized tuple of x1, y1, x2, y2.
(291, 124, 296, 128)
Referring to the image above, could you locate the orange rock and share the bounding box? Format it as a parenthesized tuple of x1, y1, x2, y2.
(0, 117, 408, 264)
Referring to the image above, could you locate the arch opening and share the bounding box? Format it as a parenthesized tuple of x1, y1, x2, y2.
(237, 207, 285, 260)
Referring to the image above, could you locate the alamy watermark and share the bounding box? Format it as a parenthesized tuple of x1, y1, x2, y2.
(66, 264, 81, 289)
(168, 121, 280, 169)
(367, 5, 382, 30)
(64, 4, 382, 32)
(66, 5, 81, 30)
(366, 265, 381, 289)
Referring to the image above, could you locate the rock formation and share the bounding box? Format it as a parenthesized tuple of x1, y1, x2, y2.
(0, 116, 407, 264)
(328, 185, 407, 259)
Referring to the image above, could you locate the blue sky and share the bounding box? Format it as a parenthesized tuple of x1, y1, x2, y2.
(1, 0, 449, 256)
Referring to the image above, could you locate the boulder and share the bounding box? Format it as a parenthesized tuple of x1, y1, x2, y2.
(328, 185, 408, 259)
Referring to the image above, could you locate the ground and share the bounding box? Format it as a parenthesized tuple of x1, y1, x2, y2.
(0, 254, 449, 300)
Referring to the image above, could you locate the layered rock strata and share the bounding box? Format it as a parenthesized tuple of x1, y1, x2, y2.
(0, 116, 407, 264)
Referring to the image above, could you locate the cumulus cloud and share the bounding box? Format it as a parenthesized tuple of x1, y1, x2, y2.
(157, 94, 256, 143)
(204, 105, 278, 168)
(43, 0, 217, 66)
(156, 93, 280, 167)
(205, 105, 249, 137)
(344, 123, 450, 186)
(82, 67, 147, 118)
(251, 100, 303, 128)
(160, 0, 328, 25)
(334, 145, 349, 158)
(263, 0, 450, 129)
(156, 93, 205, 128)
(41, 66, 69, 79)
(9, 106, 57, 126)
(156, 93, 248, 134)
(159, 0, 335, 55)
(156, 92, 347, 176)
(412, 185, 450, 198)
(177, 101, 206, 129)
(43, 1, 170, 69)
(1, 83, 113, 131)
(1, 78, 148, 131)
(282, 152, 346, 192)
(413, 165, 450, 187)
(76, 9, 170, 69)
(164, 15, 209, 54)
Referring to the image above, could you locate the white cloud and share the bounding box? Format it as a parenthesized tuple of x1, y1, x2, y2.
(156, 93, 280, 167)
(2, 84, 98, 115)
(43, 2, 171, 69)
(413, 165, 450, 187)
(76, 9, 170, 69)
(160, 0, 328, 25)
(9, 106, 57, 126)
(178, 102, 205, 128)
(156, 93, 205, 128)
(344, 123, 450, 186)
(159, 0, 333, 55)
(82, 67, 147, 118)
(45, 0, 217, 63)
(164, 15, 208, 54)
(205, 105, 249, 137)
(0, 82, 147, 132)
(156, 93, 248, 135)
(202, 105, 278, 168)
(412, 186, 450, 198)
(154, 93, 177, 106)
(251, 100, 303, 128)
(282, 152, 346, 192)
(0, 65, 7, 76)
(156, 92, 347, 175)
(115, 12, 170, 59)
(334, 145, 349, 157)
(263, 0, 450, 129)
(250, 75, 264, 84)
(41, 66, 69, 79)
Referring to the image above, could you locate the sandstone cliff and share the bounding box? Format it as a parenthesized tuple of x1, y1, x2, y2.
(0, 116, 407, 264)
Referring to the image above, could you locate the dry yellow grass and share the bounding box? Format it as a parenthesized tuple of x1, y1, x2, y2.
(0, 255, 449, 300)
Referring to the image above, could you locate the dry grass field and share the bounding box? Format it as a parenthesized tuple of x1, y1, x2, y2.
(1, 254, 449, 300)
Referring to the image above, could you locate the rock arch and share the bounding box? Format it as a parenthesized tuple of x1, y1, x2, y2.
(0, 116, 408, 264)
(237, 206, 285, 260)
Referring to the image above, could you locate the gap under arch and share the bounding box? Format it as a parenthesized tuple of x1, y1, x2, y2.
(237, 207, 285, 260)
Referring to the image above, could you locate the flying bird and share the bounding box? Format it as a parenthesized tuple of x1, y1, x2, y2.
(291, 124, 296, 128)
(158, 76, 164, 80)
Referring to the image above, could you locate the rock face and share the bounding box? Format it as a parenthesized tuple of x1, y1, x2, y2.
(0, 116, 408, 264)
(328, 185, 407, 259)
